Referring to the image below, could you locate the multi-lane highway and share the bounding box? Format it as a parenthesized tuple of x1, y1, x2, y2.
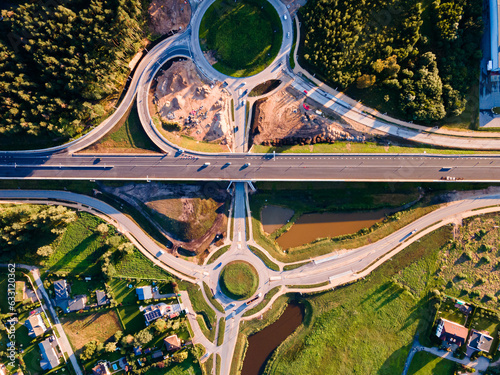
(1, 153, 500, 181)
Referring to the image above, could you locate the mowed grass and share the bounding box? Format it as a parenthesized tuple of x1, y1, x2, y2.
(60, 310, 122, 356)
(199, 0, 282, 77)
(407, 351, 457, 375)
(83, 105, 160, 153)
(252, 141, 500, 155)
(265, 226, 452, 374)
(45, 212, 108, 276)
(112, 249, 173, 280)
(219, 261, 258, 300)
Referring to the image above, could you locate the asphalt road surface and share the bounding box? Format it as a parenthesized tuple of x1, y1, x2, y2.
(1, 153, 500, 181)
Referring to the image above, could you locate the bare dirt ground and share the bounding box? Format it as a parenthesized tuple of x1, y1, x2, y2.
(60, 311, 121, 356)
(148, 0, 191, 36)
(100, 182, 228, 258)
(153, 60, 232, 146)
(251, 85, 383, 146)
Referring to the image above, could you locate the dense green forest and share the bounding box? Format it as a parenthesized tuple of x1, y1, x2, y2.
(299, 0, 483, 123)
(0, 0, 145, 140)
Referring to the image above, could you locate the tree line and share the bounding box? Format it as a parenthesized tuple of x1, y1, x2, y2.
(299, 0, 483, 123)
(0, 0, 145, 139)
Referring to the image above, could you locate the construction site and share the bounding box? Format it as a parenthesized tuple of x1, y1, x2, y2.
(147, 0, 191, 36)
(250, 84, 380, 148)
(152, 59, 233, 147)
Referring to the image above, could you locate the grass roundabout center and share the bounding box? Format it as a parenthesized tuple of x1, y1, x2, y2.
(199, 0, 283, 77)
(219, 261, 259, 300)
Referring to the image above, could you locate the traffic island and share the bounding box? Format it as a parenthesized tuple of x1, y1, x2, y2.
(198, 0, 283, 77)
(219, 261, 259, 300)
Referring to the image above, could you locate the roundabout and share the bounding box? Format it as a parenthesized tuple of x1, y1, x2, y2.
(198, 0, 283, 77)
(219, 260, 259, 300)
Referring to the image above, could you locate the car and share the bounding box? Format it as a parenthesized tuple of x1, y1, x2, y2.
(235, 126, 238, 132)
(156, 250, 164, 257)
(283, 14, 287, 20)
(287, 32, 291, 38)
(204, 162, 210, 166)
(244, 163, 251, 167)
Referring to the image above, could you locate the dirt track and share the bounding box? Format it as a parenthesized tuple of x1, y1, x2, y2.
(148, 0, 191, 36)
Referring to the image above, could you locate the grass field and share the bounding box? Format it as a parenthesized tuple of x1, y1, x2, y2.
(83, 105, 160, 153)
(44, 212, 109, 276)
(206, 245, 230, 264)
(252, 140, 500, 155)
(179, 281, 217, 339)
(407, 351, 457, 375)
(219, 261, 259, 300)
(199, 0, 282, 77)
(264, 226, 452, 374)
(112, 250, 173, 280)
(61, 310, 122, 356)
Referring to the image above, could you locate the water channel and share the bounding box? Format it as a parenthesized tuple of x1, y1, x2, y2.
(241, 303, 304, 375)
(274, 208, 395, 249)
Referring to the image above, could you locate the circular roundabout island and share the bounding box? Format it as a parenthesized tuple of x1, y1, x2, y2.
(219, 261, 259, 300)
(198, 0, 283, 77)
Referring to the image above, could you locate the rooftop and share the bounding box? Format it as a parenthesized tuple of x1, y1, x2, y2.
(25, 313, 47, 338)
(436, 318, 469, 346)
(468, 330, 494, 353)
(164, 334, 181, 351)
(39, 337, 60, 370)
(136, 286, 153, 301)
(54, 279, 69, 300)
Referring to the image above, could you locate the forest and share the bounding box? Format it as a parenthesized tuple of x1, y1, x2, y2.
(0, 0, 145, 141)
(299, 0, 483, 123)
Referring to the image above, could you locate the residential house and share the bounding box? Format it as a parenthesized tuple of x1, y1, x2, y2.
(92, 362, 111, 375)
(54, 280, 69, 300)
(39, 337, 60, 370)
(467, 329, 494, 355)
(142, 303, 182, 325)
(68, 295, 87, 312)
(25, 313, 47, 338)
(136, 286, 153, 301)
(164, 335, 181, 352)
(96, 290, 107, 306)
(436, 318, 469, 347)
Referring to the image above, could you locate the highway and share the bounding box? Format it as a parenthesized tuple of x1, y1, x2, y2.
(1, 153, 500, 181)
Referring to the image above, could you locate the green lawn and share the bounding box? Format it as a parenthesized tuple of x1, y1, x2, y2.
(179, 281, 216, 336)
(264, 226, 452, 374)
(116, 305, 146, 333)
(84, 105, 160, 153)
(207, 245, 230, 265)
(45, 212, 109, 276)
(112, 250, 173, 280)
(408, 351, 457, 375)
(219, 261, 259, 300)
(199, 0, 282, 77)
(252, 140, 500, 155)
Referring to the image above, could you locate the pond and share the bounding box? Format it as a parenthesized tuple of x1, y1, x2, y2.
(241, 303, 304, 375)
(261, 205, 294, 234)
(276, 208, 395, 249)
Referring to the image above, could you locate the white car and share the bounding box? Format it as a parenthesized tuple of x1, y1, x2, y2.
(283, 14, 287, 20)
(287, 32, 291, 38)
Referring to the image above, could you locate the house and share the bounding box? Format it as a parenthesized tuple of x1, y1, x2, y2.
(133, 346, 142, 356)
(468, 329, 494, 354)
(92, 362, 111, 375)
(436, 318, 469, 347)
(39, 337, 60, 370)
(25, 313, 47, 338)
(96, 290, 107, 306)
(136, 286, 153, 301)
(164, 335, 181, 352)
(142, 303, 183, 325)
(54, 280, 69, 300)
(68, 295, 87, 312)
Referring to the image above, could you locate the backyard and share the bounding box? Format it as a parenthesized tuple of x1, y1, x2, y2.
(407, 351, 457, 375)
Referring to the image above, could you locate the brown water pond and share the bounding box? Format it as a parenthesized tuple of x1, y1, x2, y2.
(241, 303, 304, 375)
(276, 208, 395, 249)
(261, 205, 295, 234)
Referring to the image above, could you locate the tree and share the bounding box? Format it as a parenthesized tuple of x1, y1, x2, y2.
(105, 342, 117, 353)
(96, 223, 109, 235)
(80, 340, 99, 361)
(121, 334, 134, 347)
(172, 351, 188, 363)
(133, 329, 153, 346)
(114, 330, 123, 343)
(152, 319, 167, 333)
(36, 245, 54, 257)
(356, 74, 376, 89)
